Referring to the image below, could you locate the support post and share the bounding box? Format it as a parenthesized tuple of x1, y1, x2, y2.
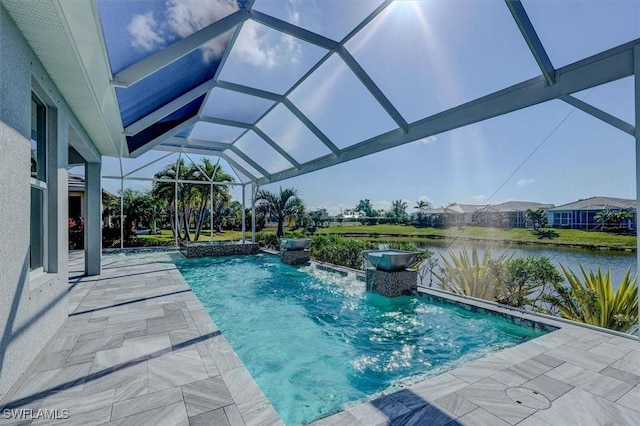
(242, 184, 246, 242)
(634, 44, 640, 339)
(210, 182, 213, 244)
(84, 162, 102, 275)
(251, 183, 257, 242)
(120, 177, 124, 249)
(175, 153, 181, 246)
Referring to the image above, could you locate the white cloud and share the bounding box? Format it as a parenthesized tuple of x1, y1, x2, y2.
(128, 0, 238, 63)
(127, 12, 164, 52)
(417, 135, 437, 146)
(517, 178, 535, 187)
(472, 195, 487, 202)
(232, 20, 302, 69)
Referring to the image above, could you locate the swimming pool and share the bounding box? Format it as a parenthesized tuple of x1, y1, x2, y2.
(175, 254, 548, 425)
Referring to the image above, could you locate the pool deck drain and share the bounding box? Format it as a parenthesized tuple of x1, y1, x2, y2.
(1, 251, 639, 426)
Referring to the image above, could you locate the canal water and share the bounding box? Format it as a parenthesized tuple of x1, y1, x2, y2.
(378, 239, 636, 287)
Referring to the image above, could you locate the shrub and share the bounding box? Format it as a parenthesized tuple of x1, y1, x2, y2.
(434, 246, 511, 301)
(542, 265, 638, 333)
(310, 235, 376, 270)
(493, 256, 563, 309)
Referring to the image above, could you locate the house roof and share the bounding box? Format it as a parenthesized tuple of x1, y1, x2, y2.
(548, 196, 636, 211)
(3, 1, 638, 185)
(68, 174, 86, 192)
(419, 208, 446, 215)
(445, 204, 484, 214)
(480, 201, 555, 213)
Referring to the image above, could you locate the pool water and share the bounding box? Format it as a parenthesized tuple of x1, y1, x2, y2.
(175, 254, 547, 425)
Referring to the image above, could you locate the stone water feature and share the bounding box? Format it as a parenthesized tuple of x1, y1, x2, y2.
(280, 238, 311, 265)
(181, 241, 260, 258)
(365, 250, 418, 297)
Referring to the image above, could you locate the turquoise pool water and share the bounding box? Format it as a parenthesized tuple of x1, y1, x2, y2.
(175, 254, 547, 425)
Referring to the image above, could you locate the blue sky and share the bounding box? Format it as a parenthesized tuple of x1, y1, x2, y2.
(97, 0, 639, 215)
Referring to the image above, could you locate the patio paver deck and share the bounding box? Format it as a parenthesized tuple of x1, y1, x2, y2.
(2, 251, 640, 426)
(0, 251, 281, 426)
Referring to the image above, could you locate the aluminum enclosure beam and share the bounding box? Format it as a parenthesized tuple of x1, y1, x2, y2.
(199, 116, 252, 129)
(230, 146, 272, 178)
(282, 99, 341, 154)
(129, 116, 200, 157)
(168, 137, 232, 151)
(215, 80, 281, 101)
(560, 95, 635, 136)
(112, 9, 250, 87)
(256, 39, 639, 185)
(249, 8, 407, 132)
(634, 44, 640, 339)
(505, 0, 556, 85)
(252, 127, 301, 169)
(125, 80, 217, 135)
(153, 144, 260, 182)
(249, 10, 339, 51)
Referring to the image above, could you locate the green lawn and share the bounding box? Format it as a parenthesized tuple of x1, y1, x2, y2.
(315, 224, 636, 250)
(134, 225, 636, 250)
(137, 229, 253, 243)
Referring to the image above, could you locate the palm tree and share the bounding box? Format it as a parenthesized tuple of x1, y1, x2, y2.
(152, 159, 188, 239)
(414, 200, 432, 210)
(152, 158, 234, 241)
(255, 187, 305, 237)
(191, 159, 233, 240)
(392, 199, 408, 223)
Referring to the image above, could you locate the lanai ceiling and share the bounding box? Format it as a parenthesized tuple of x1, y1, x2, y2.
(3, 0, 639, 185)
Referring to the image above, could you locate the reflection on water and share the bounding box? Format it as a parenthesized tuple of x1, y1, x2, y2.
(381, 240, 636, 286)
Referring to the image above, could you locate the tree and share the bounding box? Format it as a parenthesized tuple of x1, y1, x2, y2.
(256, 187, 305, 237)
(391, 199, 408, 224)
(594, 209, 633, 231)
(152, 158, 234, 241)
(414, 200, 432, 210)
(355, 199, 378, 218)
(493, 257, 563, 309)
(524, 208, 547, 230)
(192, 159, 233, 239)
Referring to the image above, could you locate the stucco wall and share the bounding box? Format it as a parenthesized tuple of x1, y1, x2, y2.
(0, 5, 70, 399)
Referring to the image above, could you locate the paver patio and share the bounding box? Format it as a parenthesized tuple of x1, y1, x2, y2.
(1, 251, 639, 426)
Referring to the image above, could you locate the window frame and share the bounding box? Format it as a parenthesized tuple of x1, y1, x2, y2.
(30, 92, 48, 274)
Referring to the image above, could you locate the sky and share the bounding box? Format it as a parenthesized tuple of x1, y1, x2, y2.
(95, 0, 640, 215)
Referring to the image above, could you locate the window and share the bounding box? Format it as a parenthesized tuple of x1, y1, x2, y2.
(30, 94, 47, 271)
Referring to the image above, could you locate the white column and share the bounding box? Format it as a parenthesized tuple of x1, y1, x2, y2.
(251, 183, 256, 242)
(46, 108, 68, 277)
(241, 184, 246, 242)
(210, 182, 213, 244)
(634, 44, 640, 339)
(84, 161, 102, 275)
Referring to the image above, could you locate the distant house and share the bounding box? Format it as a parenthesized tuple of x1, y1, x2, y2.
(68, 174, 115, 226)
(411, 207, 446, 228)
(548, 196, 636, 230)
(444, 203, 485, 227)
(68, 174, 85, 221)
(474, 201, 555, 229)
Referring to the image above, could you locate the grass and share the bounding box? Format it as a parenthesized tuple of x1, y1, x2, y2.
(133, 225, 636, 251)
(137, 229, 252, 243)
(315, 224, 636, 250)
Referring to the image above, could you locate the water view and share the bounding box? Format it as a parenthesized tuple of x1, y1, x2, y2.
(382, 240, 636, 287)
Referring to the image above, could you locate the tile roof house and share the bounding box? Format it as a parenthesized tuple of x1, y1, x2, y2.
(547, 196, 636, 230)
(474, 201, 555, 228)
(443, 203, 485, 227)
